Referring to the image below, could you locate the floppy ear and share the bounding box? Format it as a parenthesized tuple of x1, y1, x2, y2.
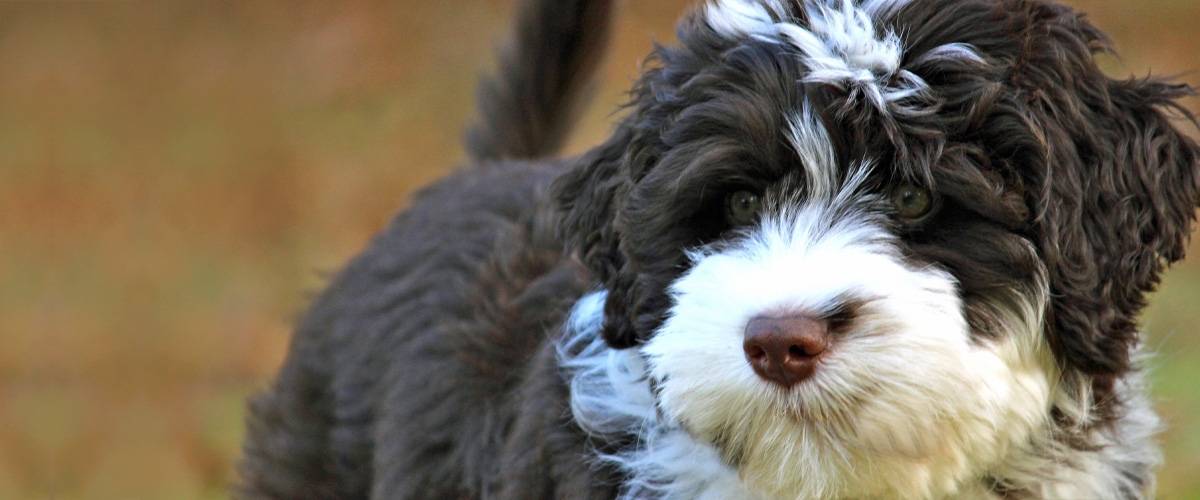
(552, 125, 647, 348)
(552, 18, 719, 349)
(1035, 74, 1199, 385)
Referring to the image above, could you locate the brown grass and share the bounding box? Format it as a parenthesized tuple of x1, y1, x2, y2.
(0, 1, 1196, 498)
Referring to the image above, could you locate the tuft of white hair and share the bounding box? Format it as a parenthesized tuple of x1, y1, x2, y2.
(704, 0, 982, 114)
(558, 291, 759, 500)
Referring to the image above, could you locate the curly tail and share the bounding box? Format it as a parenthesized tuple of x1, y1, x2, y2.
(464, 0, 615, 162)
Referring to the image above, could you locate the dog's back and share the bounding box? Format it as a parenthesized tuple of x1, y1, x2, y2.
(236, 1, 616, 498)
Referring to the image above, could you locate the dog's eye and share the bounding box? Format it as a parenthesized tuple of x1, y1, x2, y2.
(891, 183, 933, 221)
(725, 190, 761, 227)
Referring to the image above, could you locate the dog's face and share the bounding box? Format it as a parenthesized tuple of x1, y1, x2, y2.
(555, 0, 1197, 497)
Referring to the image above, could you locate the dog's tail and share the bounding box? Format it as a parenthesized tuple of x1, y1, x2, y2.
(464, 0, 615, 162)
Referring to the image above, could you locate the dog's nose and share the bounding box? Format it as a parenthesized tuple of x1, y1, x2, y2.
(743, 315, 830, 388)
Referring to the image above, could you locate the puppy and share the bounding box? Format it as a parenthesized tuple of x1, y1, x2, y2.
(238, 0, 1199, 498)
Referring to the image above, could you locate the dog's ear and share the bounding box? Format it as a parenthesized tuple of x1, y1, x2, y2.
(552, 20, 714, 349)
(1033, 71, 1199, 385)
(553, 125, 647, 348)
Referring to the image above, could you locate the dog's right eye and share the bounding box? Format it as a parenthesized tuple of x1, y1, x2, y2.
(891, 183, 934, 221)
(725, 190, 761, 227)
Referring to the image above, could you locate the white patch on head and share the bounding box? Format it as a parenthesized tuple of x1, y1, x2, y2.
(703, 0, 981, 113)
(776, 1, 903, 81)
(704, 0, 785, 38)
(786, 103, 838, 200)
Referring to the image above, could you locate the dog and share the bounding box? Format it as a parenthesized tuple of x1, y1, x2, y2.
(237, 0, 1200, 498)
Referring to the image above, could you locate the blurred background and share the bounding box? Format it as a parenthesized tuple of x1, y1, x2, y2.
(0, 1, 1196, 498)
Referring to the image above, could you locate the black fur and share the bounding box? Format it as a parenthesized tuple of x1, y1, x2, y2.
(555, 0, 1200, 419)
(237, 0, 617, 497)
(465, 0, 614, 162)
(239, 0, 1199, 497)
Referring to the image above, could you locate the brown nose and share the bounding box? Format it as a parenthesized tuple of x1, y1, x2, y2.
(743, 315, 830, 388)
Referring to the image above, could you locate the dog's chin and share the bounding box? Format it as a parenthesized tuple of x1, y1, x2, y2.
(639, 211, 1058, 499)
(646, 335, 1054, 499)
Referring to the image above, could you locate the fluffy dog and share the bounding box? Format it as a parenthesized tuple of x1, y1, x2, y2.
(238, 0, 1199, 498)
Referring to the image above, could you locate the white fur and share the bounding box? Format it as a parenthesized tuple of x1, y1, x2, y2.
(641, 165, 1055, 498)
(705, 0, 786, 38)
(776, 1, 903, 82)
(988, 367, 1162, 499)
(556, 5, 1160, 497)
(860, 0, 912, 17)
(558, 151, 1059, 498)
(1049, 377, 1161, 499)
(558, 117, 1056, 498)
(559, 291, 759, 500)
(559, 291, 1159, 499)
(703, 0, 981, 113)
(787, 102, 838, 200)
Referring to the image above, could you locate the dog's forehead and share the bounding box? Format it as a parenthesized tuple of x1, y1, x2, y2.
(693, 0, 984, 177)
(705, 0, 911, 89)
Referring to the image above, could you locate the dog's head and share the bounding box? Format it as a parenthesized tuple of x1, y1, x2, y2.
(555, 0, 1198, 496)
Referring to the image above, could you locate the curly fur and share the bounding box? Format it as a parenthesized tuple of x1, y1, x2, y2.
(238, 0, 1197, 498)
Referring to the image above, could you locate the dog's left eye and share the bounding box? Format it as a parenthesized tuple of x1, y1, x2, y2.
(725, 190, 761, 227)
(891, 183, 933, 221)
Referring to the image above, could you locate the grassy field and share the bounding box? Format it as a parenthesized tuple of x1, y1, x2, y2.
(0, 1, 1196, 498)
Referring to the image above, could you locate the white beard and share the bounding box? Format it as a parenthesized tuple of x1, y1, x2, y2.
(560, 284, 1159, 499)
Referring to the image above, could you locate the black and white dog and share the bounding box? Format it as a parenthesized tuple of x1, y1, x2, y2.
(238, 0, 1199, 498)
